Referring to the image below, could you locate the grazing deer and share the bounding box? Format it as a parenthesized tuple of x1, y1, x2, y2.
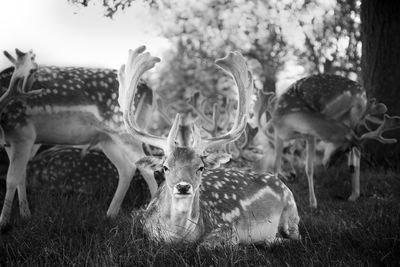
(0, 48, 158, 228)
(119, 47, 300, 245)
(270, 74, 400, 208)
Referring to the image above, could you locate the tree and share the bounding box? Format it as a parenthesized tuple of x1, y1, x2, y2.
(295, 0, 361, 79)
(361, 0, 400, 164)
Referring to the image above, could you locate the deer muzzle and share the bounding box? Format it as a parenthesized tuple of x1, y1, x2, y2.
(173, 182, 193, 197)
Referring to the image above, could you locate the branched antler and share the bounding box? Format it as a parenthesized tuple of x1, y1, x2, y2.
(360, 114, 400, 144)
(186, 90, 213, 126)
(200, 103, 219, 137)
(120, 49, 253, 157)
(361, 98, 388, 131)
(118, 46, 166, 150)
(193, 51, 253, 152)
(155, 98, 173, 125)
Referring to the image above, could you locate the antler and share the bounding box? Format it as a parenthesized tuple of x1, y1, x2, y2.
(360, 98, 388, 131)
(186, 90, 214, 125)
(253, 89, 277, 140)
(118, 46, 167, 150)
(193, 51, 253, 152)
(0, 49, 38, 114)
(359, 114, 400, 144)
(217, 98, 235, 132)
(196, 102, 219, 136)
(155, 98, 173, 125)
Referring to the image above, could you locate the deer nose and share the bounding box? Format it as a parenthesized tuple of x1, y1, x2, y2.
(175, 182, 192, 195)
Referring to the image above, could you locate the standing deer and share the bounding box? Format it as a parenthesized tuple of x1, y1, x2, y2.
(119, 47, 300, 245)
(270, 74, 400, 208)
(0, 48, 158, 228)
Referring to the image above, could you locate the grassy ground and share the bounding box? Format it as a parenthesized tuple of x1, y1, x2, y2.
(0, 163, 399, 266)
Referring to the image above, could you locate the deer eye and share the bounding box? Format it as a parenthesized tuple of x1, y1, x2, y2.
(196, 166, 205, 174)
(162, 166, 169, 173)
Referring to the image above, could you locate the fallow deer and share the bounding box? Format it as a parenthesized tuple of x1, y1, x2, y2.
(27, 146, 119, 194)
(119, 47, 300, 245)
(0, 48, 158, 228)
(270, 74, 400, 208)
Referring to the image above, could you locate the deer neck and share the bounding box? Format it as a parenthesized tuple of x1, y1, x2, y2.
(151, 183, 203, 242)
(170, 191, 200, 225)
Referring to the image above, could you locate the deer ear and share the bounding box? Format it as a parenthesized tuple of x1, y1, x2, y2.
(202, 152, 231, 169)
(135, 156, 164, 172)
(3, 51, 16, 64)
(15, 48, 25, 58)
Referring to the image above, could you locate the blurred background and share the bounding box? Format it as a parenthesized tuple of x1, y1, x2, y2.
(1, 0, 399, 162)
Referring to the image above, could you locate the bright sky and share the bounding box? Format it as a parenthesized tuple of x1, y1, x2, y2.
(0, 0, 171, 71)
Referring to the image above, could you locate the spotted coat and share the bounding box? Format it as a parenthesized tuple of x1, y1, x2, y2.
(140, 157, 300, 244)
(274, 74, 366, 119)
(200, 169, 294, 229)
(0, 65, 152, 132)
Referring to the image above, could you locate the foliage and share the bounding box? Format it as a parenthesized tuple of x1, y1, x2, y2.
(292, 0, 361, 79)
(69, 0, 361, 91)
(152, 0, 290, 110)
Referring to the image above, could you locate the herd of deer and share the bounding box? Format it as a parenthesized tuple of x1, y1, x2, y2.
(0, 46, 399, 246)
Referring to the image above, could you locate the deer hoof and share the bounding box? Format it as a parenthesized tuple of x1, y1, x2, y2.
(348, 193, 359, 202)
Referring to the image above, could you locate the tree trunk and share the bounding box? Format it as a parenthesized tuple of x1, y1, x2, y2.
(361, 0, 400, 165)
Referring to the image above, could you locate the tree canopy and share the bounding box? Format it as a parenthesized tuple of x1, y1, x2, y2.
(69, 0, 361, 99)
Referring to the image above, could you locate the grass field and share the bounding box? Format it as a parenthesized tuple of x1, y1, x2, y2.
(0, 162, 399, 266)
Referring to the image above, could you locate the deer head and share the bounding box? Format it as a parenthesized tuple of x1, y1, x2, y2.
(0, 49, 38, 116)
(3, 49, 38, 93)
(349, 99, 400, 145)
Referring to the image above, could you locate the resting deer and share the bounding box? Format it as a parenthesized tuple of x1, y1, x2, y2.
(23, 146, 161, 207)
(27, 146, 120, 194)
(270, 74, 400, 208)
(0, 48, 158, 228)
(119, 47, 300, 245)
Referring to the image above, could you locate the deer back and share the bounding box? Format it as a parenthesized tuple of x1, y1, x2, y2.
(275, 74, 367, 125)
(0, 65, 153, 133)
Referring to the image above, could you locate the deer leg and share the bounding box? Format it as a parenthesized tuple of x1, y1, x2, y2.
(19, 144, 40, 218)
(306, 136, 317, 208)
(199, 228, 240, 249)
(0, 137, 34, 227)
(273, 135, 284, 176)
(348, 146, 360, 201)
(17, 174, 30, 218)
(6, 143, 32, 219)
(100, 140, 136, 217)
